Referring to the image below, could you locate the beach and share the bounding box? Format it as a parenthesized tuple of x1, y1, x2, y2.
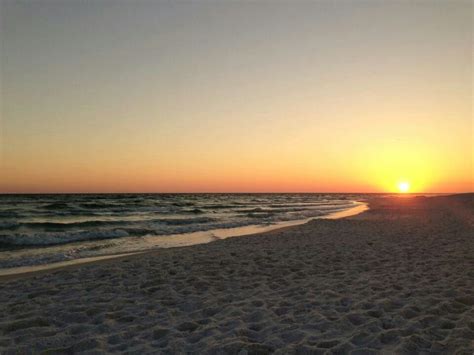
(0, 193, 472, 353)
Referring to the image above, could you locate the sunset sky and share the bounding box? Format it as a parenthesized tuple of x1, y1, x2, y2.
(1, 0, 472, 193)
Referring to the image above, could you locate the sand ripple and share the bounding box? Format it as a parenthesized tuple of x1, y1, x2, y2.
(0, 194, 472, 353)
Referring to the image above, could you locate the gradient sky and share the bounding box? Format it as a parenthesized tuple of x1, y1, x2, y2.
(1, 0, 472, 193)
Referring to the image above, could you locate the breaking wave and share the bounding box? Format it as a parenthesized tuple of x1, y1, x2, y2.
(0, 194, 364, 264)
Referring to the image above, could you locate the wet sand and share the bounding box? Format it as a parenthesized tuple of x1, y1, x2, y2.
(0, 194, 472, 354)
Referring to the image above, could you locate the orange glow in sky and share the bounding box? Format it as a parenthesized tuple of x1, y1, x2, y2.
(0, 1, 472, 193)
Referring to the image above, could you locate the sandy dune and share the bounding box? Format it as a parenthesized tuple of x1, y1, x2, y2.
(0, 194, 473, 354)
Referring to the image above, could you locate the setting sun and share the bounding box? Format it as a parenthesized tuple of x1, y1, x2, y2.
(398, 181, 410, 193)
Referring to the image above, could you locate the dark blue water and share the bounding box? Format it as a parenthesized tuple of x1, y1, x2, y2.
(0, 194, 364, 269)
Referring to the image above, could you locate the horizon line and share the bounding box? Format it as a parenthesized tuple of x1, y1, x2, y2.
(0, 191, 472, 195)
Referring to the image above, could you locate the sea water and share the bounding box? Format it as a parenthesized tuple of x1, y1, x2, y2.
(0, 193, 366, 269)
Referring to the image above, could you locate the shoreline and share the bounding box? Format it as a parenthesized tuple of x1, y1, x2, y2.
(0, 193, 472, 353)
(0, 201, 368, 280)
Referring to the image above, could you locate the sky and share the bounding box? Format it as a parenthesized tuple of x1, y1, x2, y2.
(0, 0, 472, 193)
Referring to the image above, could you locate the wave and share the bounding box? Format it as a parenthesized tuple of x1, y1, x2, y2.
(3, 216, 216, 231)
(78, 202, 121, 209)
(151, 217, 216, 226)
(0, 194, 362, 254)
(0, 217, 255, 247)
(200, 204, 239, 209)
(0, 220, 241, 247)
(182, 208, 205, 214)
(246, 212, 277, 218)
(22, 220, 130, 230)
(0, 211, 20, 218)
(0, 222, 20, 230)
(43, 202, 71, 210)
(172, 202, 196, 207)
(0, 229, 130, 247)
(237, 207, 308, 214)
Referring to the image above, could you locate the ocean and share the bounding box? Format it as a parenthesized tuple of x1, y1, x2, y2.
(0, 194, 366, 270)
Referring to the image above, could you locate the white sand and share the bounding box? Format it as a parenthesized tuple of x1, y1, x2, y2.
(0, 194, 472, 354)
